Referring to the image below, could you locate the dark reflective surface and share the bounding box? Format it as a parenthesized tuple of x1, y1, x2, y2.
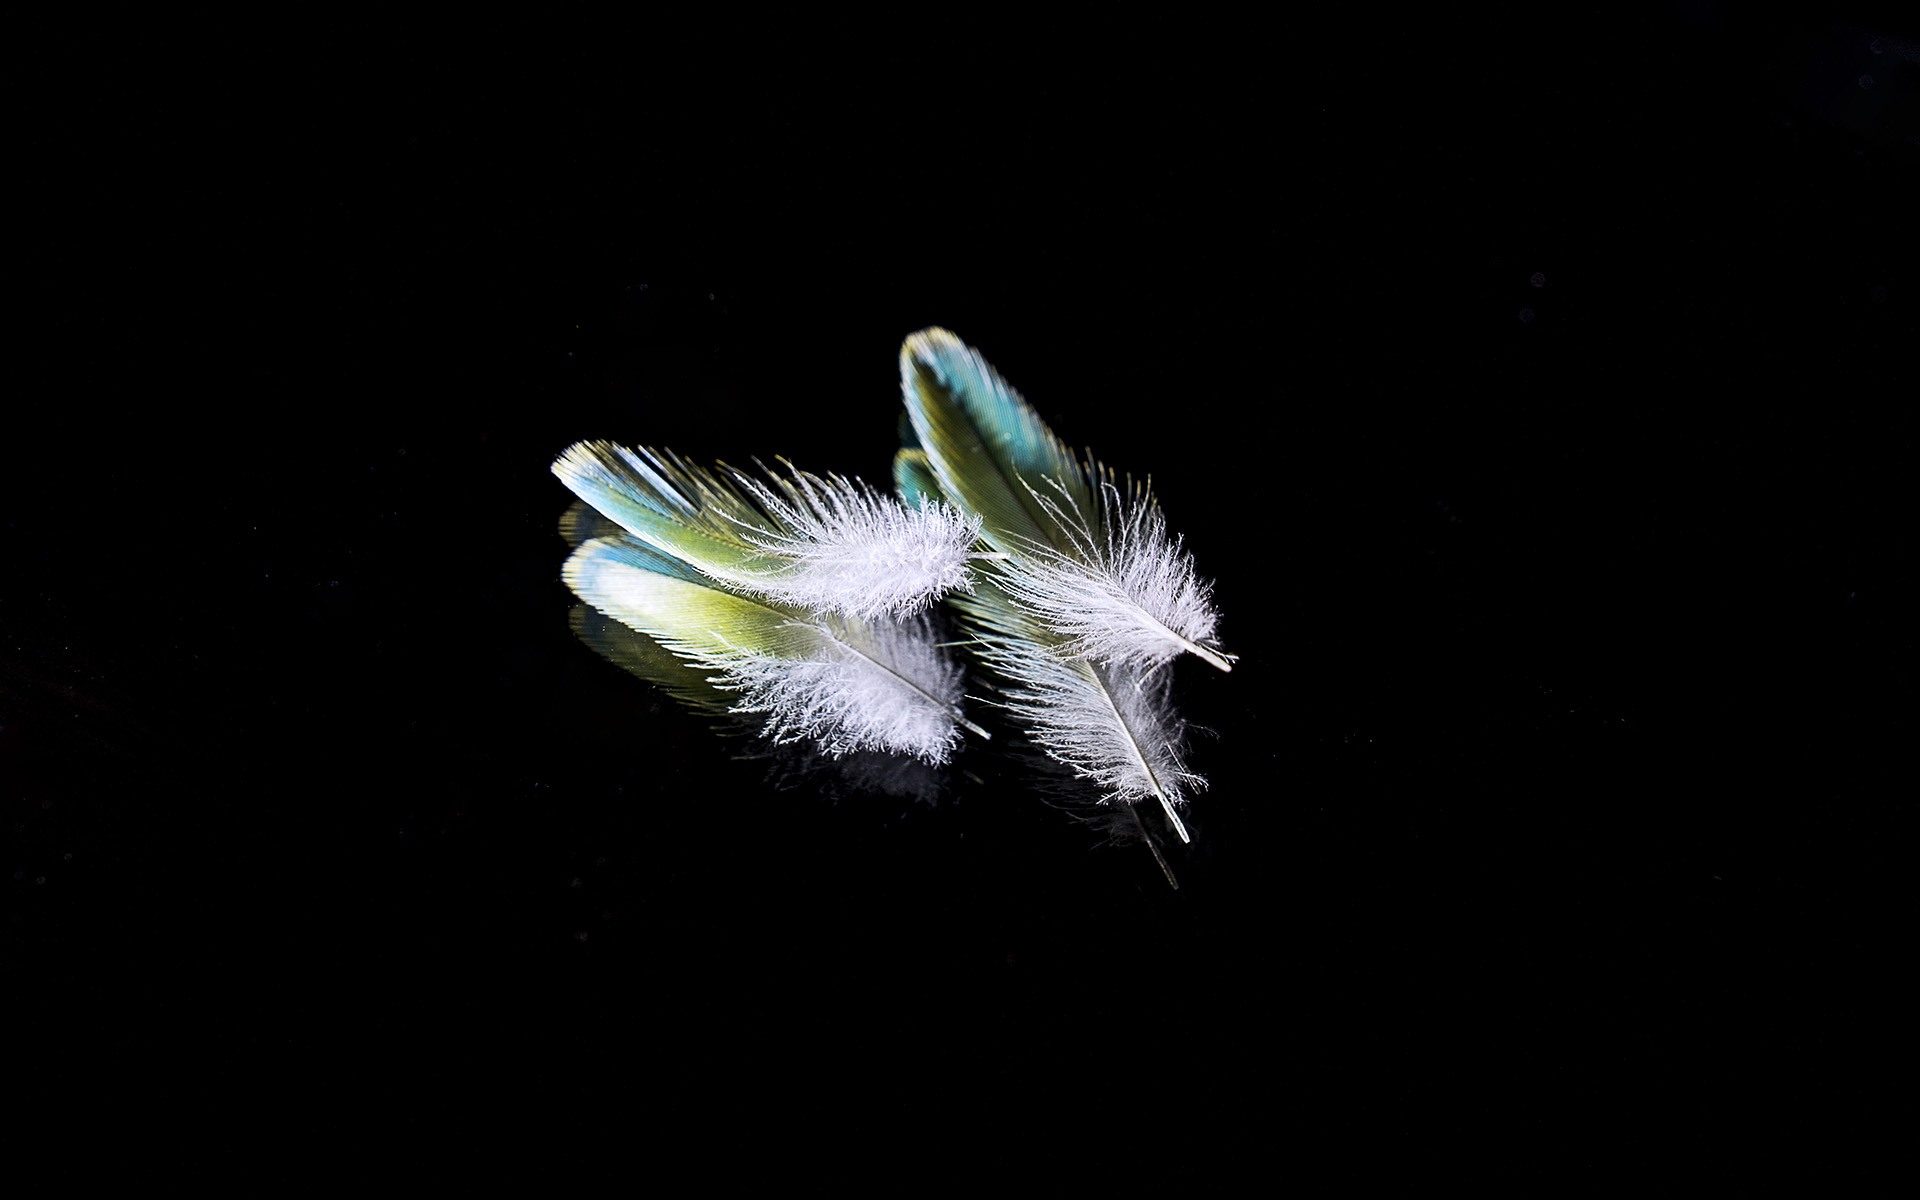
(9, 11, 1913, 1184)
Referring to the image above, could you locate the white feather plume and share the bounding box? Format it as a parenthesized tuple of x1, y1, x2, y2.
(994, 475, 1232, 673)
(727, 467, 983, 621)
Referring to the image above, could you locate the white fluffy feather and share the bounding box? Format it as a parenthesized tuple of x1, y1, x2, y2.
(728, 468, 982, 621)
(995, 477, 1232, 673)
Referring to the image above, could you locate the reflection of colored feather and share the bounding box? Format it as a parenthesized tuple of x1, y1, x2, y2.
(558, 498, 626, 549)
(554, 441, 979, 620)
(896, 328, 1225, 840)
(568, 602, 733, 715)
(562, 533, 982, 764)
(570, 601, 947, 805)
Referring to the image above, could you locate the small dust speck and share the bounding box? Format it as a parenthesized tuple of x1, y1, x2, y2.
(1518, 307, 1536, 324)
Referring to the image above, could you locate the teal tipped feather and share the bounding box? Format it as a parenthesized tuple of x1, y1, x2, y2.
(554, 440, 980, 620)
(898, 330, 1095, 560)
(895, 328, 1229, 839)
(898, 329, 1230, 672)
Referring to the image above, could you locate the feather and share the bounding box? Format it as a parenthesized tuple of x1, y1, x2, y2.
(898, 328, 1230, 671)
(988, 473, 1233, 673)
(893, 446, 946, 512)
(725, 468, 984, 620)
(553, 440, 980, 620)
(562, 532, 984, 764)
(895, 328, 1228, 842)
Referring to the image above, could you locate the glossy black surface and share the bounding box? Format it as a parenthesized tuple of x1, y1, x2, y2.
(9, 11, 1913, 1183)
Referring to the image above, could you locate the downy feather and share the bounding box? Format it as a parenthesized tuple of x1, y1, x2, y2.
(553, 440, 979, 620)
(991, 474, 1233, 673)
(726, 468, 982, 620)
(896, 328, 1225, 840)
(563, 533, 980, 764)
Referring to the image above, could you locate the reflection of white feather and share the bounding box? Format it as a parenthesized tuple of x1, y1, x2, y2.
(957, 579, 1201, 840)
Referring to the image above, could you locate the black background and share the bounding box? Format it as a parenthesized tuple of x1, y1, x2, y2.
(8, 8, 1914, 1184)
